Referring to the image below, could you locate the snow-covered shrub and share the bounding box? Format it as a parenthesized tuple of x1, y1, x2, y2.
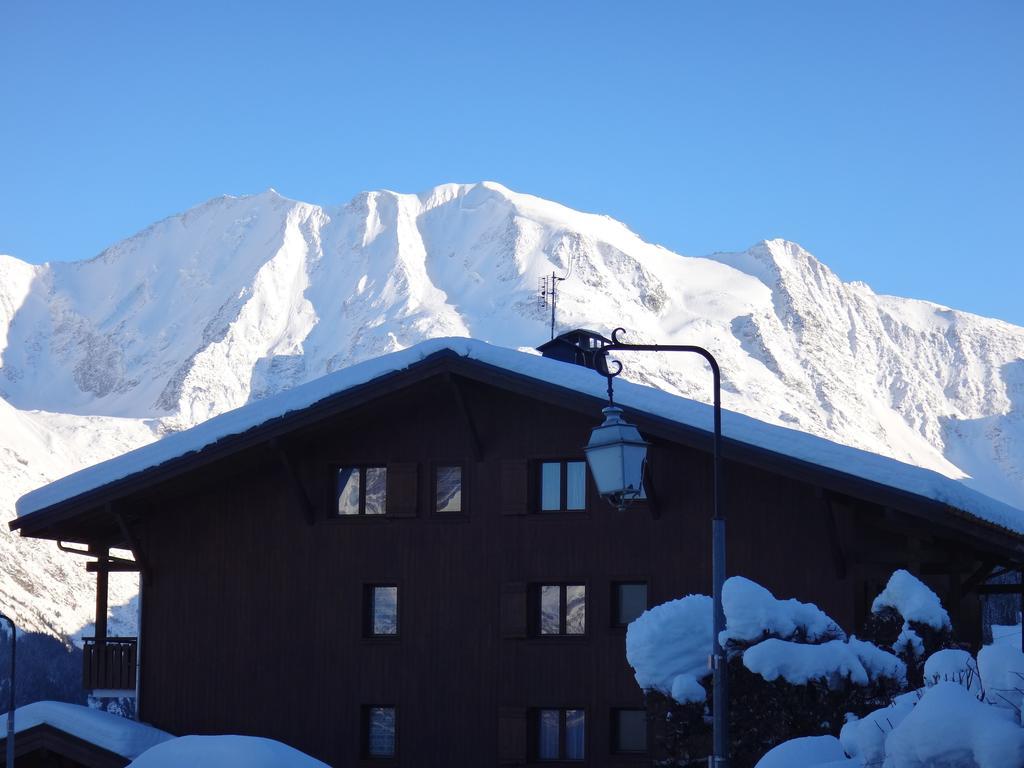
(923, 648, 981, 695)
(626, 593, 713, 703)
(753, 735, 847, 768)
(861, 570, 956, 688)
(881, 682, 1024, 768)
(840, 690, 918, 767)
(721, 576, 846, 646)
(626, 576, 903, 768)
(977, 642, 1024, 713)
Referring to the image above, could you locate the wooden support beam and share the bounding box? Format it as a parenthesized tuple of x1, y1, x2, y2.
(271, 439, 316, 525)
(86, 561, 142, 573)
(822, 493, 848, 580)
(976, 583, 1024, 595)
(95, 547, 109, 645)
(446, 374, 483, 461)
(113, 508, 152, 586)
(961, 559, 998, 594)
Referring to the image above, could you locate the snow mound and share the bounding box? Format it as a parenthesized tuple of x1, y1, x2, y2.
(753, 735, 847, 768)
(840, 691, 918, 766)
(881, 682, 1024, 768)
(721, 575, 844, 645)
(871, 570, 951, 630)
(924, 648, 981, 694)
(625, 593, 713, 702)
(977, 643, 1024, 712)
(743, 637, 905, 688)
(127, 735, 330, 768)
(6, 701, 172, 759)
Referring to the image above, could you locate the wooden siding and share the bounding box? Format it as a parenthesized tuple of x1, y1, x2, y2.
(130, 375, 985, 766)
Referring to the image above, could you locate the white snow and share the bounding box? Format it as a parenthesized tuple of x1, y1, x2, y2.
(871, 570, 951, 630)
(743, 637, 905, 688)
(840, 691, 919, 766)
(3, 701, 172, 758)
(625, 594, 713, 702)
(923, 648, 981, 693)
(977, 643, 1024, 712)
(881, 681, 1024, 768)
(18, 338, 1024, 546)
(720, 576, 844, 645)
(4, 181, 1024, 636)
(126, 735, 329, 768)
(753, 735, 847, 768)
(993, 623, 1022, 648)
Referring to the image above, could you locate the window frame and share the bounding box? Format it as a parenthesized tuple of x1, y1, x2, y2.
(530, 707, 586, 762)
(363, 583, 401, 639)
(333, 464, 388, 517)
(610, 581, 649, 629)
(361, 704, 398, 760)
(431, 461, 467, 516)
(537, 458, 589, 513)
(609, 707, 648, 755)
(532, 582, 587, 638)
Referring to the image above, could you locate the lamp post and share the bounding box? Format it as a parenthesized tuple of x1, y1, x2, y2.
(1, 611, 13, 767)
(584, 328, 727, 768)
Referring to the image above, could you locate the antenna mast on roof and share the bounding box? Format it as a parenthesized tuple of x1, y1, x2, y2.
(538, 258, 573, 340)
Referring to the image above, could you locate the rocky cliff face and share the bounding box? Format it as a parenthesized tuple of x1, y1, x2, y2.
(2, 181, 1023, 635)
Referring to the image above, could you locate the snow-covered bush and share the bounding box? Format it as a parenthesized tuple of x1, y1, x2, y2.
(754, 574, 1024, 768)
(626, 576, 903, 767)
(861, 569, 956, 688)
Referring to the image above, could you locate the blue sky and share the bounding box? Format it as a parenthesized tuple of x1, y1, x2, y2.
(2, 1, 1022, 324)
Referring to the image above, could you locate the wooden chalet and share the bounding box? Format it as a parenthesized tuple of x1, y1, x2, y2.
(10, 332, 1024, 767)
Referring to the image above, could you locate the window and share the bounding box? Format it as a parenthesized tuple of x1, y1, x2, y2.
(363, 706, 396, 758)
(612, 582, 648, 627)
(537, 584, 585, 636)
(539, 460, 587, 511)
(337, 466, 387, 515)
(536, 708, 585, 761)
(435, 465, 463, 513)
(365, 585, 399, 637)
(611, 709, 647, 754)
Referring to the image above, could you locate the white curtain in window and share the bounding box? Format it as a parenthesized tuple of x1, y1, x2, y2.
(565, 709, 585, 759)
(538, 709, 559, 759)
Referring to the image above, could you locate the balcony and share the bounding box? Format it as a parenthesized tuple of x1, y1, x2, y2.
(82, 637, 137, 693)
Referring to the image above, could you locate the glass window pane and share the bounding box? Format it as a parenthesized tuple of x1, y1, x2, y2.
(436, 466, 462, 513)
(337, 468, 360, 515)
(566, 461, 586, 510)
(565, 585, 586, 635)
(540, 462, 561, 511)
(373, 586, 398, 635)
(565, 709, 585, 759)
(615, 709, 647, 753)
(365, 467, 387, 515)
(616, 583, 648, 626)
(368, 707, 395, 757)
(538, 709, 560, 760)
(540, 585, 561, 635)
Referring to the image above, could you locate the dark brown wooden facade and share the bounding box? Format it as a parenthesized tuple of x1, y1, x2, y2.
(13, 349, 1024, 767)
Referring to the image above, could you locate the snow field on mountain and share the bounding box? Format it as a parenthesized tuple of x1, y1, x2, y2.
(2, 181, 1024, 637)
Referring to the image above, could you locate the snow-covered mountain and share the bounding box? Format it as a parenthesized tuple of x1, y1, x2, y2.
(2, 181, 1023, 636)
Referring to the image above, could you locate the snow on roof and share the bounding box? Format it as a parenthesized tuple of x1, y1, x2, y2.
(3, 701, 173, 758)
(14, 337, 1024, 534)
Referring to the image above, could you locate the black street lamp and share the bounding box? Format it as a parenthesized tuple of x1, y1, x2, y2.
(1, 611, 13, 767)
(584, 328, 728, 768)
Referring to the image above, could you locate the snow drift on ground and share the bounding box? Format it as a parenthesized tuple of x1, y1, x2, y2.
(3, 182, 1024, 636)
(126, 735, 330, 768)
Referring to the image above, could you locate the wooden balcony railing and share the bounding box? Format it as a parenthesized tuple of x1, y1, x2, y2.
(82, 637, 137, 692)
